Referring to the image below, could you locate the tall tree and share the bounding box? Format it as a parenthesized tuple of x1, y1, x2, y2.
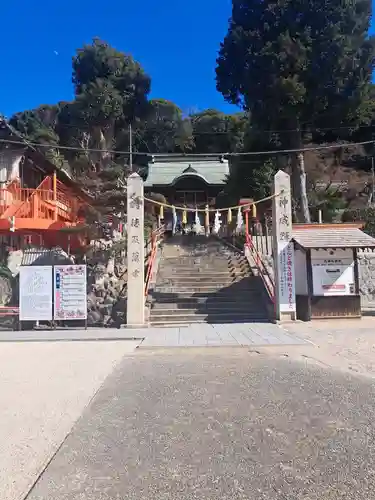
(70, 38, 151, 170)
(132, 98, 194, 154)
(9, 105, 65, 167)
(216, 0, 375, 221)
(191, 109, 247, 154)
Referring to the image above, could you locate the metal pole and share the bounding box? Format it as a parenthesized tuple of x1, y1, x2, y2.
(129, 122, 133, 173)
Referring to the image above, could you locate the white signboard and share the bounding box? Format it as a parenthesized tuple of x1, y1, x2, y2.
(278, 242, 296, 312)
(54, 265, 87, 320)
(19, 266, 53, 321)
(312, 249, 355, 296)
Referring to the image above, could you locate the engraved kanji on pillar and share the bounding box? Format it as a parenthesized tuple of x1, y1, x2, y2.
(127, 173, 145, 326)
(272, 170, 296, 321)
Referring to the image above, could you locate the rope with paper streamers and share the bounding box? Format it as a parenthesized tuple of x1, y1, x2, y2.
(143, 191, 283, 213)
(145, 190, 288, 235)
(144, 190, 285, 221)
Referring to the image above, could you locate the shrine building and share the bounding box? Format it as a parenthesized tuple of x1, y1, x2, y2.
(144, 155, 229, 222)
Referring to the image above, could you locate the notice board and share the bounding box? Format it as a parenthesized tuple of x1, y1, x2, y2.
(19, 266, 53, 321)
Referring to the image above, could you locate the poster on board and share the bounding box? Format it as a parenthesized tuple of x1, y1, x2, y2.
(278, 242, 296, 312)
(54, 265, 87, 320)
(19, 266, 53, 321)
(312, 251, 355, 296)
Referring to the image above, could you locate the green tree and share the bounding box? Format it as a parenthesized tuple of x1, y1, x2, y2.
(130, 98, 194, 154)
(70, 38, 151, 169)
(9, 105, 60, 145)
(216, 0, 375, 222)
(191, 109, 247, 154)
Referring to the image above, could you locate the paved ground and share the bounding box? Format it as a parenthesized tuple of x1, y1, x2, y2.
(4, 319, 375, 499)
(140, 322, 306, 347)
(0, 340, 138, 500)
(25, 349, 375, 500)
(0, 323, 306, 347)
(283, 318, 375, 380)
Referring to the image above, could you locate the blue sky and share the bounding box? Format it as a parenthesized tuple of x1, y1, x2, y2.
(0, 0, 237, 118)
(1, 1, 374, 119)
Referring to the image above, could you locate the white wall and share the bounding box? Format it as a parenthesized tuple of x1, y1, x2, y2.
(295, 249, 308, 295)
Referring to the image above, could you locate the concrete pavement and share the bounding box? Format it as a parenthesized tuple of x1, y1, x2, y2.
(0, 340, 138, 500)
(0, 323, 306, 347)
(25, 349, 375, 499)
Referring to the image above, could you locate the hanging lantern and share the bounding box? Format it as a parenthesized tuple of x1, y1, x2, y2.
(213, 210, 222, 234)
(236, 206, 243, 233)
(182, 210, 187, 225)
(159, 204, 164, 220)
(252, 203, 257, 219)
(227, 208, 232, 224)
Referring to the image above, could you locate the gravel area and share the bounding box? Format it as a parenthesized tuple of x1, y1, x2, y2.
(0, 340, 138, 500)
(26, 349, 375, 500)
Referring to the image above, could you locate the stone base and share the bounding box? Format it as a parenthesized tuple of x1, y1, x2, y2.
(122, 323, 148, 329)
(277, 312, 296, 322)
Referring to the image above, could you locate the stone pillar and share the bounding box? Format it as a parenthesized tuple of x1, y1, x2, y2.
(126, 173, 145, 327)
(272, 170, 296, 321)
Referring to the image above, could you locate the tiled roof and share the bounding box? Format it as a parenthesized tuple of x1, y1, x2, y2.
(144, 157, 229, 187)
(292, 226, 375, 249)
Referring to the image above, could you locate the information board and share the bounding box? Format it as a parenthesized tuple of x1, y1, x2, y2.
(54, 265, 87, 320)
(311, 249, 355, 296)
(19, 266, 53, 321)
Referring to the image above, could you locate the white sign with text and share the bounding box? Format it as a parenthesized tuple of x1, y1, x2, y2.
(19, 266, 53, 321)
(311, 249, 355, 296)
(54, 265, 87, 320)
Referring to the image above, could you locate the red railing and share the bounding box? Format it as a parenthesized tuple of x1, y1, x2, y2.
(144, 225, 165, 297)
(245, 231, 275, 303)
(0, 176, 80, 222)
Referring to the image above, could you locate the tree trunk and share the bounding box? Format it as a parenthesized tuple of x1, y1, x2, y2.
(91, 126, 113, 171)
(291, 151, 310, 222)
(289, 126, 311, 223)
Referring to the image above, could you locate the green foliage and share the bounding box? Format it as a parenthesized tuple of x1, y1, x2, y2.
(225, 157, 278, 202)
(191, 109, 247, 154)
(342, 207, 375, 236)
(217, 0, 374, 128)
(9, 106, 60, 146)
(216, 0, 375, 220)
(72, 38, 150, 119)
(132, 99, 194, 154)
(309, 187, 347, 223)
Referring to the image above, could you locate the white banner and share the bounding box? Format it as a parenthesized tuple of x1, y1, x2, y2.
(54, 265, 87, 320)
(278, 242, 296, 312)
(19, 266, 53, 321)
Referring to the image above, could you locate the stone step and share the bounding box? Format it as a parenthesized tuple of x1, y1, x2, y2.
(150, 294, 260, 304)
(152, 285, 261, 302)
(150, 313, 270, 326)
(154, 285, 259, 294)
(161, 263, 235, 269)
(157, 271, 242, 278)
(157, 277, 251, 286)
(151, 305, 264, 315)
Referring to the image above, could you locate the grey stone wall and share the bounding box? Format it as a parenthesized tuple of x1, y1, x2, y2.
(358, 251, 375, 309)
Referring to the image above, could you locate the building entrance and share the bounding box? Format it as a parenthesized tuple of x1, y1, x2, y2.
(174, 190, 206, 208)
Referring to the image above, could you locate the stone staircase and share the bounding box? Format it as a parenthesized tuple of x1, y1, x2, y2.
(149, 235, 270, 326)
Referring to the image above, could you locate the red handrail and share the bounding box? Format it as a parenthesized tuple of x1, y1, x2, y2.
(245, 232, 275, 303)
(144, 225, 165, 296)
